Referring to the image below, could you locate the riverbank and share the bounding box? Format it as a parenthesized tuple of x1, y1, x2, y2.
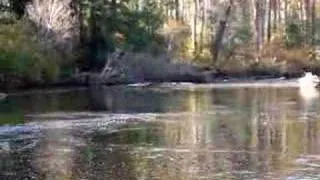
(0, 50, 311, 93)
(0, 72, 302, 96)
(53, 66, 304, 86)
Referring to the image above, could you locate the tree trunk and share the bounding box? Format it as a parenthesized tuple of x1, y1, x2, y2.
(175, 0, 180, 20)
(181, 0, 185, 21)
(255, 0, 263, 53)
(199, 0, 205, 52)
(267, 0, 272, 42)
(76, 0, 87, 69)
(261, 0, 266, 44)
(212, 0, 233, 64)
(304, 0, 310, 44)
(193, 0, 198, 52)
(88, 0, 99, 70)
(166, 0, 169, 17)
(300, 0, 304, 21)
(311, 0, 316, 45)
(273, 0, 277, 31)
(277, 0, 282, 25)
(284, 0, 288, 26)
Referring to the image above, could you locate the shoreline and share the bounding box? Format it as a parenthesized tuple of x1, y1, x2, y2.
(1, 74, 302, 96)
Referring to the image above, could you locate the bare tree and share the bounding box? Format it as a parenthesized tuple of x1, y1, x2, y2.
(26, 0, 78, 52)
(211, 0, 234, 64)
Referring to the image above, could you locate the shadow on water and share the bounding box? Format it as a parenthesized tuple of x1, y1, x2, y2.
(1, 84, 320, 179)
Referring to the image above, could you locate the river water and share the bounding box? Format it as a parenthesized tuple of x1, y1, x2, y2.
(1, 83, 320, 180)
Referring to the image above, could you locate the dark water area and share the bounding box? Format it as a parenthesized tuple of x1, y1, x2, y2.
(1, 83, 320, 180)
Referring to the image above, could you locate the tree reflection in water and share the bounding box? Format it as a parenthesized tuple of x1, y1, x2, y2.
(1, 86, 320, 179)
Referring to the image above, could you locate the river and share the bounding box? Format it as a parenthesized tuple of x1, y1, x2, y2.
(1, 82, 320, 180)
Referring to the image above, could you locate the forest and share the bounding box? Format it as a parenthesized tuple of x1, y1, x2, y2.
(0, 0, 320, 89)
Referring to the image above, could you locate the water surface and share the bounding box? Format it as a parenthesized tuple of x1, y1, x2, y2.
(1, 83, 320, 180)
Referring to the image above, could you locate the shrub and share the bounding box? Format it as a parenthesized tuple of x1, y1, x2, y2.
(284, 23, 303, 48)
(0, 20, 62, 87)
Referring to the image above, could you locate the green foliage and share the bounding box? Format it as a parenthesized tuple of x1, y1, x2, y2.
(80, 0, 165, 68)
(0, 100, 24, 125)
(284, 23, 303, 48)
(8, 0, 30, 18)
(0, 20, 61, 87)
(231, 25, 253, 45)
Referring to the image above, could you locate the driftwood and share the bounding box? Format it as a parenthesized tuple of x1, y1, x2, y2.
(71, 50, 218, 86)
(100, 49, 126, 79)
(99, 50, 214, 83)
(66, 50, 128, 86)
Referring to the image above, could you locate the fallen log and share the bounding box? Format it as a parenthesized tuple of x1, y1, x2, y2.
(72, 50, 219, 86)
